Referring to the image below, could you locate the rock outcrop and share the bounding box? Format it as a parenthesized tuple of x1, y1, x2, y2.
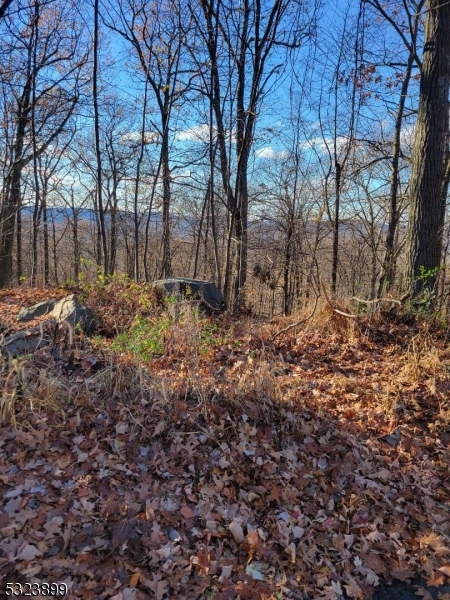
(153, 278, 225, 313)
(1, 321, 57, 355)
(51, 295, 95, 334)
(15, 294, 95, 333)
(17, 299, 56, 322)
(3, 294, 95, 356)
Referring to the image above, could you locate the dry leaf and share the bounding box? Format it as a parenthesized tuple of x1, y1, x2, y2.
(229, 520, 244, 543)
(180, 505, 195, 519)
(17, 544, 42, 561)
(438, 564, 450, 577)
(112, 518, 138, 550)
(129, 571, 141, 588)
(414, 587, 433, 600)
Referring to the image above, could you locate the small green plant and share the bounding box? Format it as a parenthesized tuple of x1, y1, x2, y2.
(197, 321, 233, 355)
(356, 301, 369, 315)
(413, 265, 442, 314)
(200, 322, 219, 346)
(111, 316, 170, 361)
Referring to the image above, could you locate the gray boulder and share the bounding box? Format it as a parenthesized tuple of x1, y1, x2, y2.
(2, 295, 95, 356)
(153, 278, 225, 312)
(14, 295, 95, 333)
(17, 299, 56, 322)
(51, 294, 95, 333)
(1, 320, 56, 356)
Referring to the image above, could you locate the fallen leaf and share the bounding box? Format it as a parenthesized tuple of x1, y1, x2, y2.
(180, 505, 195, 519)
(129, 571, 141, 588)
(414, 587, 433, 600)
(17, 544, 42, 560)
(438, 564, 450, 577)
(245, 563, 265, 581)
(229, 520, 244, 544)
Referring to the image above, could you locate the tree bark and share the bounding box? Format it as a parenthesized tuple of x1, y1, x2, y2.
(405, 0, 450, 297)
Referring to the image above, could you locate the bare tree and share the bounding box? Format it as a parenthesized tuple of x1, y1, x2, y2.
(0, 0, 87, 288)
(103, 0, 195, 278)
(363, 0, 425, 294)
(190, 0, 316, 310)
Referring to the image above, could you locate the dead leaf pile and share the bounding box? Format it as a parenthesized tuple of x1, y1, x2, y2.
(1, 290, 450, 599)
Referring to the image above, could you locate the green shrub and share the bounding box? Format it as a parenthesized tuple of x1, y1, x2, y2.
(111, 316, 170, 361)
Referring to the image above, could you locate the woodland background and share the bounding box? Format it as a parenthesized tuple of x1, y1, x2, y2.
(0, 0, 449, 314)
(2, 2, 450, 597)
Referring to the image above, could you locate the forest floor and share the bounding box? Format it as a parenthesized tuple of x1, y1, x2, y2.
(1, 283, 450, 600)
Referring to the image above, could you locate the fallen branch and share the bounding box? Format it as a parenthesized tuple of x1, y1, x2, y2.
(333, 307, 359, 319)
(271, 294, 319, 341)
(351, 296, 402, 306)
(322, 286, 359, 320)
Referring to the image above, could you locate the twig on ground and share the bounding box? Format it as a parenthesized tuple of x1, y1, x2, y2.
(333, 307, 359, 319)
(271, 294, 319, 341)
(322, 286, 360, 319)
(351, 296, 403, 306)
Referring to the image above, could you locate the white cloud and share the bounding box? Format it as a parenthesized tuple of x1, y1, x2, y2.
(176, 124, 211, 142)
(120, 131, 159, 145)
(301, 135, 350, 157)
(255, 146, 287, 160)
(175, 124, 237, 144)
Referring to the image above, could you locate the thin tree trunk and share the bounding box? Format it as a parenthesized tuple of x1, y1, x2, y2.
(133, 70, 149, 282)
(93, 0, 108, 277)
(52, 218, 58, 284)
(160, 122, 172, 277)
(378, 53, 415, 295)
(143, 148, 163, 282)
(283, 218, 294, 316)
(193, 179, 209, 279)
(203, 191, 210, 279)
(331, 162, 341, 294)
(42, 183, 49, 285)
(73, 208, 80, 284)
(31, 0, 40, 286)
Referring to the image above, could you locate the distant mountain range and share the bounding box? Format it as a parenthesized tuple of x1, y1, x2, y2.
(20, 206, 389, 235)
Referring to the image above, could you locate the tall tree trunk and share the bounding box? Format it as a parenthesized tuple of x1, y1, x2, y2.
(160, 123, 172, 277)
(16, 190, 22, 285)
(405, 0, 450, 298)
(283, 216, 294, 316)
(378, 53, 416, 295)
(331, 162, 341, 294)
(93, 0, 108, 277)
(109, 201, 117, 275)
(72, 199, 80, 284)
(193, 179, 209, 279)
(0, 71, 31, 289)
(133, 72, 149, 282)
(42, 182, 49, 285)
(52, 218, 58, 284)
(143, 150, 163, 282)
(1, 166, 22, 288)
(31, 0, 40, 286)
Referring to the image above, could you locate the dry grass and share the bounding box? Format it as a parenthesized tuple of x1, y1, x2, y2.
(2, 283, 450, 437)
(0, 354, 68, 427)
